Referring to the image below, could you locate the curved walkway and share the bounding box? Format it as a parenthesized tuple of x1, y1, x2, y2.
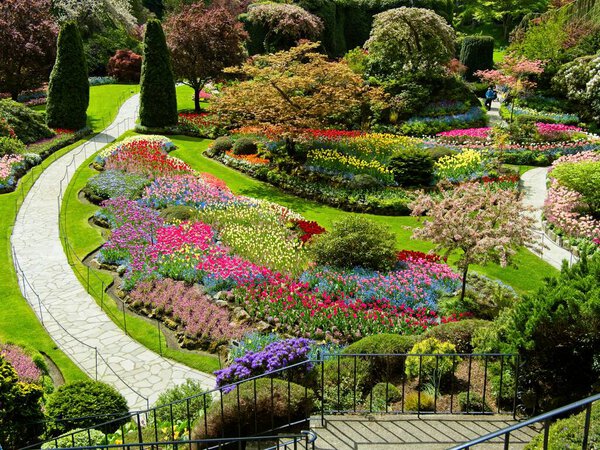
(11, 95, 214, 410)
(521, 167, 577, 269)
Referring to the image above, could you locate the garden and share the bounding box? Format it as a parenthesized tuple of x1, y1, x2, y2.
(2, 0, 600, 448)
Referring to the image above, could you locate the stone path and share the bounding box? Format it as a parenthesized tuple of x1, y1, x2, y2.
(11, 94, 215, 411)
(487, 99, 505, 127)
(521, 168, 577, 270)
(311, 415, 540, 449)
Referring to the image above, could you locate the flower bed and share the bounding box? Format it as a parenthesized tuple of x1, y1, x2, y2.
(90, 136, 466, 347)
(500, 104, 580, 125)
(0, 153, 41, 193)
(0, 344, 43, 384)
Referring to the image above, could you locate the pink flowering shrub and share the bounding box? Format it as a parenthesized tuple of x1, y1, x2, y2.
(551, 150, 600, 168)
(544, 181, 600, 240)
(129, 279, 248, 342)
(436, 127, 491, 144)
(0, 344, 42, 383)
(536, 122, 583, 141)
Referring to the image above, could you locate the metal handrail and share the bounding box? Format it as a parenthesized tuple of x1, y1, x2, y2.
(449, 392, 600, 449)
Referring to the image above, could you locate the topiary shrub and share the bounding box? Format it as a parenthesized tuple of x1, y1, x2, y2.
(46, 22, 89, 130)
(389, 148, 434, 187)
(364, 382, 402, 412)
(0, 99, 54, 144)
(309, 216, 396, 271)
(404, 391, 435, 411)
(139, 19, 178, 128)
(107, 49, 143, 83)
(191, 378, 314, 447)
(459, 36, 494, 81)
(405, 338, 458, 389)
(423, 320, 490, 354)
(0, 136, 26, 157)
(40, 428, 106, 449)
(343, 334, 420, 381)
(153, 379, 212, 425)
(232, 137, 258, 156)
(458, 391, 492, 413)
(44, 380, 129, 436)
(207, 136, 233, 157)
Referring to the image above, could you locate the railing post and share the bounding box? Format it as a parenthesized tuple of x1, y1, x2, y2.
(320, 351, 325, 426)
(582, 403, 592, 449)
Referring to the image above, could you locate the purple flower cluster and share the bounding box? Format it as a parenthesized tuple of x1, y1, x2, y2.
(215, 338, 312, 391)
(0, 344, 42, 384)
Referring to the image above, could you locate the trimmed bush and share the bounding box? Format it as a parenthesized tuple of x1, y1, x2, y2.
(40, 428, 106, 449)
(232, 137, 258, 156)
(309, 216, 397, 271)
(191, 379, 314, 446)
(459, 36, 494, 81)
(0, 99, 54, 144)
(404, 391, 434, 411)
(389, 148, 434, 187)
(207, 136, 233, 157)
(46, 22, 89, 130)
(44, 380, 129, 435)
(458, 391, 492, 413)
(153, 379, 212, 424)
(405, 338, 458, 383)
(107, 49, 142, 82)
(139, 20, 178, 128)
(423, 320, 490, 354)
(364, 382, 402, 411)
(0, 136, 26, 157)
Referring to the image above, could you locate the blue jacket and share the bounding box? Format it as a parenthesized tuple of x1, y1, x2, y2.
(485, 89, 496, 99)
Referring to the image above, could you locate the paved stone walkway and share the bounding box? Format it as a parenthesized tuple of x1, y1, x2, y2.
(311, 415, 539, 449)
(521, 167, 577, 269)
(11, 95, 215, 411)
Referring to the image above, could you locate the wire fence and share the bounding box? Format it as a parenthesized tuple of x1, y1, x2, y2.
(11, 94, 150, 409)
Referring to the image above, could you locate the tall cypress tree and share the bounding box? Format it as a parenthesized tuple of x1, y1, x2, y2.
(139, 19, 178, 128)
(46, 22, 89, 130)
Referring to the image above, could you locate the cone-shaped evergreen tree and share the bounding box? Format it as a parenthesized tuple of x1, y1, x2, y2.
(46, 22, 89, 130)
(139, 19, 178, 127)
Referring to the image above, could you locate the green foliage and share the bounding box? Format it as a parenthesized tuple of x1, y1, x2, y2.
(41, 428, 107, 449)
(232, 137, 258, 156)
(46, 23, 90, 130)
(405, 338, 458, 383)
(0, 137, 26, 157)
(404, 391, 435, 411)
(0, 99, 54, 144)
(159, 205, 198, 223)
(343, 47, 369, 75)
(428, 146, 458, 160)
(0, 355, 44, 449)
(320, 356, 370, 411)
(192, 379, 314, 441)
(502, 253, 600, 410)
(85, 27, 142, 77)
(139, 19, 178, 128)
(364, 382, 402, 411)
(524, 402, 600, 450)
(423, 320, 490, 354)
(153, 379, 212, 424)
(309, 216, 397, 271)
(551, 161, 600, 212)
(460, 35, 494, 81)
(458, 391, 492, 412)
(389, 148, 434, 187)
(44, 380, 129, 435)
(208, 136, 234, 157)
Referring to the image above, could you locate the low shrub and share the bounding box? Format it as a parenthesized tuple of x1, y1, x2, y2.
(389, 148, 434, 187)
(84, 170, 151, 202)
(427, 146, 458, 161)
(107, 49, 142, 83)
(364, 382, 402, 412)
(405, 338, 458, 386)
(320, 356, 370, 412)
(158, 205, 198, 223)
(153, 379, 212, 425)
(0, 99, 54, 144)
(458, 391, 492, 413)
(232, 137, 257, 155)
(404, 391, 435, 411)
(309, 216, 397, 271)
(40, 429, 106, 449)
(0, 136, 26, 156)
(207, 136, 233, 157)
(191, 379, 314, 446)
(44, 380, 129, 435)
(524, 402, 599, 449)
(423, 320, 490, 354)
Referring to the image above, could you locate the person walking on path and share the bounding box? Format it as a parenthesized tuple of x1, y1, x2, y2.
(484, 86, 497, 110)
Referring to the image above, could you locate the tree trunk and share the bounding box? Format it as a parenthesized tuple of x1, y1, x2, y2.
(510, 98, 515, 124)
(10, 90, 19, 101)
(194, 86, 201, 114)
(460, 266, 469, 302)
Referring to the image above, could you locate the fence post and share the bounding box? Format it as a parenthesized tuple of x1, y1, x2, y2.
(122, 301, 128, 335)
(95, 349, 98, 380)
(157, 320, 162, 356)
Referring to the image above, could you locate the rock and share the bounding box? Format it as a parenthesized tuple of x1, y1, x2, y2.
(89, 258, 101, 269)
(164, 318, 178, 330)
(233, 307, 251, 323)
(215, 291, 228, 301)
(256, 321, 271, 333)
(215, 300, 228, 308)
(193, 283, 207, 295)
(226, 291, 236, 302)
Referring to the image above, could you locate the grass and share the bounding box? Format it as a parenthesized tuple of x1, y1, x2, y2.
(166, 135, 558, 295)
(59, 135, 220, 374)
(176, 84, 208, 112)
(1, 84, 139, 382)
(504, 164, 539, 176)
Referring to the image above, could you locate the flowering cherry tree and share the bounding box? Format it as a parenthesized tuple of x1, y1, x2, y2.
(410, 183, 535, 301)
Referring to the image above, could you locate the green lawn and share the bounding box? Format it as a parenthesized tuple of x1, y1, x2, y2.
(59, 136, 220, 374)
(167, 135, 558, 295)
(176, 84, 208, 111)
(1, 85, 138, 382)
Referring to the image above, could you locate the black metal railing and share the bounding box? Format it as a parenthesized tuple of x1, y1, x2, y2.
(23, 352, 519, 449)
(450, 392, 600, 449)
